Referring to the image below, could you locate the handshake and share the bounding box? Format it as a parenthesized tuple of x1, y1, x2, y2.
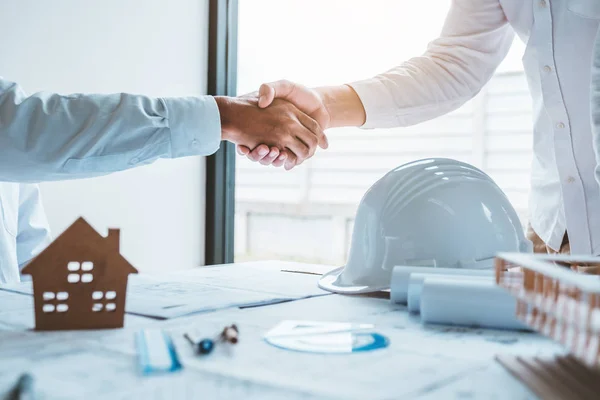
(215, 80, 331, 170)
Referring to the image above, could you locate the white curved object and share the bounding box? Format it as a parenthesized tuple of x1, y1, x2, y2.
(318, 158, 532, 294)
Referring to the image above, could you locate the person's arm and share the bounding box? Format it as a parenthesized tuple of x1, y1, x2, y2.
(0, 77, 222, 182)
(346, 0, 513, 128)
(0, 78, 325, 181)
(241, 0, 514, 163)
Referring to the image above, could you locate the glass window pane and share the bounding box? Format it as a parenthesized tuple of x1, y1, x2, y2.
(235, 0, 530, 265)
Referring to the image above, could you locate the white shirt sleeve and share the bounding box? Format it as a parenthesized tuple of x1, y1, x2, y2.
(16, 183, 51, 268)
(0, 77, 222, 182)
(592, 27, 600, 189)
(349, 0, 514, 128)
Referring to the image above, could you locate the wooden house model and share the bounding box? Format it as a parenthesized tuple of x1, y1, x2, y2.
(22, 217, 137, 330)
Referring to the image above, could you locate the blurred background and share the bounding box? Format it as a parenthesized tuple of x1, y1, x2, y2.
(235, 0, 531, 265)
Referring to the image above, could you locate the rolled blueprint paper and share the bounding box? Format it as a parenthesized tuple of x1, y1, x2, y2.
(406, 274, 493, 314)
(390, 266, 494, 304)
(420, 278, 531, 331)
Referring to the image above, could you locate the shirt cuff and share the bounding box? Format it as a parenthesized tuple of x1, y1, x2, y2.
(348, 78, 399, 129)
(162, 96, 222, 158)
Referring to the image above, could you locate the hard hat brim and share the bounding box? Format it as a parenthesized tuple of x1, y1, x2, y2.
(318, 266, 389, 294)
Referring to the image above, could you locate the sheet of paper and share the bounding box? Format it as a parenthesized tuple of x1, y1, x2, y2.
(184, 295, 560, 360)
(0, 279, 561, 400)
(0, 343, 326, 400)
(0, 290, 33, 311)
(135, 292, 557, 399)
(159, 294, 558, 400)
(0, 318, 334, 400)
(166, 262, 330, 298)
(0, 291, 34, 329)
(0, 281, 33, 296)
(0, 262, 332, 299)
(0, 308, 156, 331)
(411, 361, 538, 400)
(0, 272, 327, 320)
(1, 263, 331, 320)
(125, 275, 302, 319)
(161, 314, 478, 399)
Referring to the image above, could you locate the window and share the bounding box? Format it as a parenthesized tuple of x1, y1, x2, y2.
(67, 261, 94, 283)
(91, 291, 117, 312)
(234, 0, 531, 265)
(42, 291, 69, 313)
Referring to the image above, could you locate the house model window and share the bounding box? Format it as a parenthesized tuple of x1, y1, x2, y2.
(42, 291, 69, 313)
(92, 291, 117, 312)
(67, 261, 94, 283)
(21, 217, 138, 331)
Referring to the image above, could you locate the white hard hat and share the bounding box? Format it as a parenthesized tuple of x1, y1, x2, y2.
(318, 158, 532, 294)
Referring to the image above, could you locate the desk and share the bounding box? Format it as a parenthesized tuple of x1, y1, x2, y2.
(0, 261, 560, 399)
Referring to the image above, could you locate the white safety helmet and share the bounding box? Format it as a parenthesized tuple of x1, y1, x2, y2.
(318, 158, 532, 294)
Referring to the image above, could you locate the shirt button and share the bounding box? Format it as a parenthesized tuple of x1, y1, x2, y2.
(191, 139, 199, 147)
(566, 176, 576, 184)
(540, 0, 547, 7)
(543, 65, 552, 73)
(556, 122, 565, 129)
(130, 157, 139, 165)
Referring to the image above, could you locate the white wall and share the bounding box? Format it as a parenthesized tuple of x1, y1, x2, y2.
(0, 0, 210, 273)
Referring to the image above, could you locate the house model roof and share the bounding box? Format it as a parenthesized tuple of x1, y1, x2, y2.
(22, 217, 138, 276)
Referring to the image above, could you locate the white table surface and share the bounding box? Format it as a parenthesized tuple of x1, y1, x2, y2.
(0, 261, 561, 400)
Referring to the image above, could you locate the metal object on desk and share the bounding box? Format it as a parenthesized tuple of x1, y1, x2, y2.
(184, 324, 239, 355)
(220, 324, 239, 344)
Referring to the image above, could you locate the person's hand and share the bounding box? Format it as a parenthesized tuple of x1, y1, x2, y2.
(233, 90, 288, 167)
(215, 96, 325, 169)
(238, 80, 331, 169)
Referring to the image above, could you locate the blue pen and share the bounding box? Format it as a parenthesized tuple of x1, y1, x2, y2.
(8, 373, 35, 400)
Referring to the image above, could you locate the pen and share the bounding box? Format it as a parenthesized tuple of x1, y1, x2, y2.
(8, 373, 35, 400)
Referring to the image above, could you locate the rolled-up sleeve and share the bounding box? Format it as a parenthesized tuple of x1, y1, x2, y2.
(0, 77, 221, 182)
(349, 0, 514, 129)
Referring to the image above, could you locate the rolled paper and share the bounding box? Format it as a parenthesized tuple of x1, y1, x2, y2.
(390, 266, 494, 304)
(406, 274, 493, 314)
(420, 278, 531, 331)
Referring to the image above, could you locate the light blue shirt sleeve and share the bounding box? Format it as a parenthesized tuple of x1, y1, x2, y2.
(0, 77, 222, 182)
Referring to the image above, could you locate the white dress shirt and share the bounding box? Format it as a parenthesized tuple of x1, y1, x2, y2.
(351, 0, 600, 254)
(592, 23, 600, 197)
(0, 77, 221, 283)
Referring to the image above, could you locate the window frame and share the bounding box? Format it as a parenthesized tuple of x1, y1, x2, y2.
(204, 0, 239, 265)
